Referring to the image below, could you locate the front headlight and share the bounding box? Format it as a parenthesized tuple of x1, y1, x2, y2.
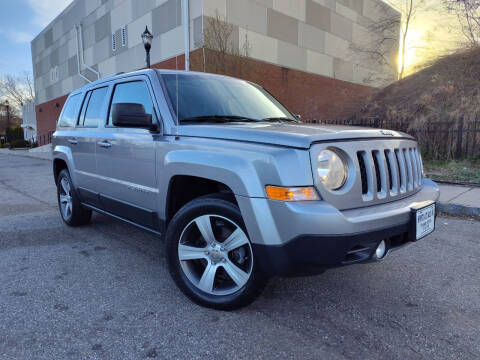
(316, 149, 348, 190)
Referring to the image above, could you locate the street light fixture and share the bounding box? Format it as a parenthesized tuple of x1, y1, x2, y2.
(141, 26, 153, 68)
(5, 100, 10, 128)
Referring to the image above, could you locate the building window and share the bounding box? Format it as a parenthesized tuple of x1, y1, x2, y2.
(112, 33, 116, 51)
(50, 66, 59, 83)
(121, 26, 127, 47)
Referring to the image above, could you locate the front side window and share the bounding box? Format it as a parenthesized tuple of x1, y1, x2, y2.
(80, 87, 108, 127)
(108, 81, 154, 125)
(58, 94, 81, 127)
(161, 74, 295, 123)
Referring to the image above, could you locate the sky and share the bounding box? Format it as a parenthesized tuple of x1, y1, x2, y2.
(0, 0, 72, 76)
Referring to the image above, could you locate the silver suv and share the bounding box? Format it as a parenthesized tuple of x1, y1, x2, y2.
(52, 69, 439, 309)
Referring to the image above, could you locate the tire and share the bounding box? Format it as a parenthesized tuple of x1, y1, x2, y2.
(56, 169, 92, 226)
(166, 195, 268, 310)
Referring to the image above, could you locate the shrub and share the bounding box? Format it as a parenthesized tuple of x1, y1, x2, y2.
(5, 126, 24, 143)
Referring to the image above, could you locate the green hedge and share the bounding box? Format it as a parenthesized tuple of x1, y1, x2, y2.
(5, 126, 27, 148)
(5, 126, 24, 142)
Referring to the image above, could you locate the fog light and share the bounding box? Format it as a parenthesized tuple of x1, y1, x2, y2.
(375, 240, 387, 259)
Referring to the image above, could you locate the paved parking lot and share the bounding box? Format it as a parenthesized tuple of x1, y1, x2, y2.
(0, 153, 479, 360)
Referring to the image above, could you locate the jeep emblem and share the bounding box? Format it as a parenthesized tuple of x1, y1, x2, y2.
(380, 130, 394, 136)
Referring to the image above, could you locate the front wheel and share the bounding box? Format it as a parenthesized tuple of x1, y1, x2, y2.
(165, 196, 268, 310)
(57, 169, 92, 226)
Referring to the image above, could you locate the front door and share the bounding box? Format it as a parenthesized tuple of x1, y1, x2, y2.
(72, 86, 109, 208)
(95, 78, 159, 229)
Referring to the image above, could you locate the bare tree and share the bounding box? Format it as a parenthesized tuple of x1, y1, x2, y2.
(444, 0, 480, 45)
(350, 5, 400, 85)
(0, 72, 35, 114)
(399, 0, 415, 79)
(351, 0, 426, 82)
(192, 11, 251, 78)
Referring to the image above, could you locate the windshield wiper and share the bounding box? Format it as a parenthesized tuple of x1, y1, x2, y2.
(261, 117, 299, 123)
(180, 115, 259, 123)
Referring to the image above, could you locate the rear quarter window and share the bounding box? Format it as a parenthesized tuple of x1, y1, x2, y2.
(58, 94, 82, 127)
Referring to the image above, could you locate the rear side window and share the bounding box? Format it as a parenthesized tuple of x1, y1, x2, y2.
(108, 81, 154, 125)
(58, 94, 81, 127)
(78, 87, 108, 127)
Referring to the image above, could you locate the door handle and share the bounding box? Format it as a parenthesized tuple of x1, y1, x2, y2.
(67, 138, 78, 145)
(97, 140, 112, 148)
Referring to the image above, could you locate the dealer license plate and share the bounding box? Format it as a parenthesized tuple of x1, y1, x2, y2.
(414, 203, 436, 240)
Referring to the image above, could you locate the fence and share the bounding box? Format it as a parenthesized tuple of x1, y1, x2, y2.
(315, 116, 480, 160)
(36, 130, 54, 147)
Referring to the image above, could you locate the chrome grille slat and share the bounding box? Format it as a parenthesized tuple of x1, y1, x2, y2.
(395, 149, 407, 193)
(385, 149, 399, 196)
(409, 149, 417, 188)
(361, 151, 375, 201)
(372, 150, 387, 199)
(403, 149, 414, 191)
(414, 148, 422, 185)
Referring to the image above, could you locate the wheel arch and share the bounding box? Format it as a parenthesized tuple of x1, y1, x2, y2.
(52, 145, 76, 186)
(165, 175, 239, 226)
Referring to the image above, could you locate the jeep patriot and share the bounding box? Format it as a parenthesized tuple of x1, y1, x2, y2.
(52, 69, 439, 309)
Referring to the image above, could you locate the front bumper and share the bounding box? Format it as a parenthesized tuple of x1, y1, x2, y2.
(236, 179, 440, 277)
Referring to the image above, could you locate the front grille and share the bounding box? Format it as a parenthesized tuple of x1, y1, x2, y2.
(357, 146, 422, 202)
(311, 139, 422, 211)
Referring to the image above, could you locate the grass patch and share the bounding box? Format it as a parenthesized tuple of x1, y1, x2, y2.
(423, 159, 480, 183)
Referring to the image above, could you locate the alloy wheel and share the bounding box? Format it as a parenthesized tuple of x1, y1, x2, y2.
(178, 214, 253, 296)
(59, 177, 73, 221)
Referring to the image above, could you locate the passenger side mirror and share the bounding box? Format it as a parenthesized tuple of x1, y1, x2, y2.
(294, 114, 302, 121)
(112, 103, 157, 131)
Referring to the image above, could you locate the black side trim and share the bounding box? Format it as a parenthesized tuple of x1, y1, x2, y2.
(99, 193, 160, 230)
(77, 188, 165, 233)
(77, 187, 101, 207)
(81, 203, 164, 236)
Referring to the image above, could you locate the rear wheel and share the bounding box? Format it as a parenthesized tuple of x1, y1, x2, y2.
(166, 196, 268, 310)
(57, 169, 92, 226)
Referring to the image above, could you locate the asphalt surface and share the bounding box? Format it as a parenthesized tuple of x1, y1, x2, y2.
(0, 153, 479, 360)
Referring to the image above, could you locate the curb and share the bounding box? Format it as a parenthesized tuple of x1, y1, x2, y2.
(437, 202, 480, 217)
(0, 150, 52, 161)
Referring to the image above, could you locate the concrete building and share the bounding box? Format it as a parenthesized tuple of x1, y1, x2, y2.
(31, 0, 400, 138)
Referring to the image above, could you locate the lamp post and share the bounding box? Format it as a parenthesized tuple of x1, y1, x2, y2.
(141, 26, 153, 68)
(5, 100, 10, 128)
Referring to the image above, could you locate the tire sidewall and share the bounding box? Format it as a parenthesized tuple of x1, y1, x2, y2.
(166, 197, 266, 310)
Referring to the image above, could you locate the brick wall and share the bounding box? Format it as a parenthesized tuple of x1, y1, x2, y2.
(35, 49, 374, 139)
(156, 49, 375, 121)
(35, 94, 68, 144)
(235, 55, 375, 121)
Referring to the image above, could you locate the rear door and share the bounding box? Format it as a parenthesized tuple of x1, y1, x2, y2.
(73, 86, 110, 207)
(94, 76, 159, 229)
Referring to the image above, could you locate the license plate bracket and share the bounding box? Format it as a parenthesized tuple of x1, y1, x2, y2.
(409, 202, 436, 242)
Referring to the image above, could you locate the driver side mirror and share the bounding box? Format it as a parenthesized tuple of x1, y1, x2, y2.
(111, 103, 157, 131)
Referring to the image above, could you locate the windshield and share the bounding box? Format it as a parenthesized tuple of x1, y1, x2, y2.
(161, 74, 296, 123)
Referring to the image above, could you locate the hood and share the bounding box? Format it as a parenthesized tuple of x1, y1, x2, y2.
(174, 123, 413, 149)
